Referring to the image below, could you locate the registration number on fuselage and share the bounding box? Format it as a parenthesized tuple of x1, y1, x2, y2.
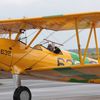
(57, 58, 72, 66)
(0, 49, 11, 56)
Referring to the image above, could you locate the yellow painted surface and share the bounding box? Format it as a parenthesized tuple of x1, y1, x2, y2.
(0, 38, 72, 74)
(0, 12, 99, 33)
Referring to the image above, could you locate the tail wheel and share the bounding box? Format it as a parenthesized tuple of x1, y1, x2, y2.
(13, 86, 32, 100)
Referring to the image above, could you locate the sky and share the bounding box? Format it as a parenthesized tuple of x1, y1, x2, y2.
(0, 0, 100, 18)
(0, 0, 100, 49)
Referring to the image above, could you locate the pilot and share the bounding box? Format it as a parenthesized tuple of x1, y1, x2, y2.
(47, 44, 54, 51)
(54, 46, 61, 54)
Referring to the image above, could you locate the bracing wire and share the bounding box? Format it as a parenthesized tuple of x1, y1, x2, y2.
(20, 30, 37, 40)
(40, 30, 56, 44)
(60, 29, 84, 47)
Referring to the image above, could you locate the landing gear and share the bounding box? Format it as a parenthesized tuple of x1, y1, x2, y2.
(13, 74, 32, 100)
(13, 86, 32, 100)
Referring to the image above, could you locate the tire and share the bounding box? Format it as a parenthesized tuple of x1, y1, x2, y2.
(13, 86, 32, 100)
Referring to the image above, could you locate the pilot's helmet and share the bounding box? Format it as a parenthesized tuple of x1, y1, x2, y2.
(48, 44, 53, 51)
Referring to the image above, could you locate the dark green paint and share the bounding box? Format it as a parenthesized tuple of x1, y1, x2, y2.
(69, 78, 88, 83)
(43, 15, 64, 18)
(54, 67, 99, 80)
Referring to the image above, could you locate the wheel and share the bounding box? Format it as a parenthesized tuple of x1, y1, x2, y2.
(13, 86, 32, 100)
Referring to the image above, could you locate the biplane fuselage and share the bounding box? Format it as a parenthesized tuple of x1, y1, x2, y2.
(0, 38, 72, 73)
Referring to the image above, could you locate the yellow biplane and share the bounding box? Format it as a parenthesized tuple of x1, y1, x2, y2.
(0, 12, 100, 100)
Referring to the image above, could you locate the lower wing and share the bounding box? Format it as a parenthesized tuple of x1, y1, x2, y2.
(25, 64, 100, 84)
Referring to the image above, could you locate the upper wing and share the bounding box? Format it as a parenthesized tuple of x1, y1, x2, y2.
(0, 12, 100, 33)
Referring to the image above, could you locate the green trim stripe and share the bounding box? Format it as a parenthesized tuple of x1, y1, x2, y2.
(43, 15, 64, 18)
(54, 67, 99, 80)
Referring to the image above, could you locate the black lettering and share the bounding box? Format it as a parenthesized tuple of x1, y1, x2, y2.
(66, 59, 72, 63)
(0, 49, 11, 56)
(1, 49, 4, 54)
(5, 50, 8, 55)
(7, 51, 11, 56)
(57, 58, 65, 66)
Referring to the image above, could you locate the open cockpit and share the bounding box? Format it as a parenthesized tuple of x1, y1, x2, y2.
(39, 39, 62, 54)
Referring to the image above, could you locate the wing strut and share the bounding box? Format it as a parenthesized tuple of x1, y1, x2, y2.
(93, 23, 100, 63)
(75, 21, 100, 64)
(15, 29, 24, 41)
(75, 19, 83, 64)
(9, 31, 12, 39)
(83, 24, 93, 62)
(25, 29, 43, 49)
